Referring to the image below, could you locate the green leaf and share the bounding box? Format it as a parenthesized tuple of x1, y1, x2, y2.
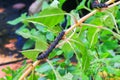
(22, 49, 40, 61)
(76, 0, 86, 10)
(7, 13, 27, 25)
(102, 15, 114, 29)
(101, 39, 118, 50)
(100, 52, 113, 58)
(16, 27, 31, 39)
(22, 39, 34, 50)
(49, 25, 62, 35)
(36, 58, 60, 73)
(100, 30, 112, 40)
(59, 0, 66, 8)
(62, 43, 74, 59)
(35, 24, 47, 32)
(106, 6, 119, 17)
(31, 30, 47, 41)
(82, 51, 90, 72)
(73, 39, 86, 55)
(7, 17, 22, 25)
(36, 63, 51, 73)
(26, 7, 64, 28)
(35, 40, 48, 51)
(48, 49, 63, 59)
(90, 16, 103, 26)
(46, 32, 54, 41)
(48, 50, 58, 59)
(87, 28, 99, 48)
(56, 50, 63, 55)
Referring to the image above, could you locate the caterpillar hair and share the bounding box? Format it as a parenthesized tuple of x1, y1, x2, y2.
(37, 30, 65, 60)
(92, 0, 108, 8)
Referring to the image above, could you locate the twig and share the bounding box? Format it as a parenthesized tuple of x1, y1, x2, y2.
(0, 58, 27, 66)
(108, 0, 120, 8)
(19, 0, 120, 79)
(19, 60, 41, 80)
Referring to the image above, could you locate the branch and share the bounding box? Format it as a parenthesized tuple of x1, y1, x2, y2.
(0, 58, 27, 66)
(108, 0, 120, 8)
(19, 60, 41, 80)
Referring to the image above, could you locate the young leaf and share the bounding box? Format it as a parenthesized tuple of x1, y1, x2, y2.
(22, 50, 40, 61)
(26, 7, 65, 28)
(7, 13, 27, 25)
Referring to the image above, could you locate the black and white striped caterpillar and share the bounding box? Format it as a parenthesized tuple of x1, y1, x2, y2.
(37, 30, 65, 60)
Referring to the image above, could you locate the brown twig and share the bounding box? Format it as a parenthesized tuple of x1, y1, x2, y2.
(19, 0, 120, 79)
(19, 60, 41, 80)
(0, 58, 27, 66)
(108, 0, 120, 8)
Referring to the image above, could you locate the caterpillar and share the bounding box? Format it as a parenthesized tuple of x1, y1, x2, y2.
(37, 30, 65, 60)
(92, 0, 108, 9)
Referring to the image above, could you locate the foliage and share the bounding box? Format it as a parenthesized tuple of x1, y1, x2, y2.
(2, 0, 120, 80)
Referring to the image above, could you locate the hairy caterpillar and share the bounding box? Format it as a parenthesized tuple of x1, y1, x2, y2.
(92, 0, 108, 8)
(37, 30, 65, 60)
